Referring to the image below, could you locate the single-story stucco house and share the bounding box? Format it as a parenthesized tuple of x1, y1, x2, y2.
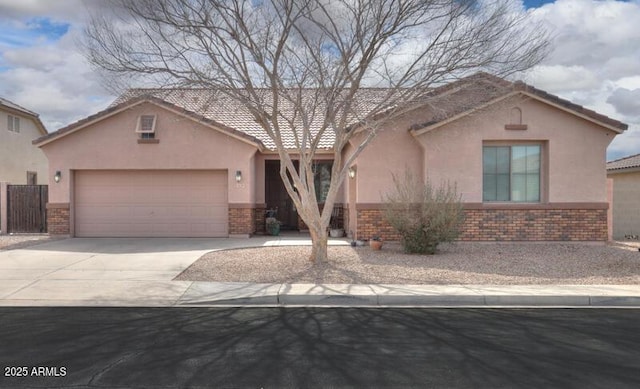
(34, 73, 627, 241)
(607, 153, 640, 240)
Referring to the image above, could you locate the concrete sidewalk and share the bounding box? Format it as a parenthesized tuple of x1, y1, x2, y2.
(1, 237, 639, 307)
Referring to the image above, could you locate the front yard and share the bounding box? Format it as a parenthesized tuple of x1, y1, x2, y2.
(175, 241, 640, 285)
(0, 234, 58, 250)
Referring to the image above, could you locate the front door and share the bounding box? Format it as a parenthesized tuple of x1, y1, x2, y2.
(265, 161, 298, 230)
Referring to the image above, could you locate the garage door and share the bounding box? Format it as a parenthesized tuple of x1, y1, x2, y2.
(74, 170, 228, 237)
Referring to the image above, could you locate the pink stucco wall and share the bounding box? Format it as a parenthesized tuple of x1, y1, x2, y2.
(414, 96, 615, 203)
(350, 115, 424, 203)
(352, 94, 615, 205)
(40, 102, 259, 205)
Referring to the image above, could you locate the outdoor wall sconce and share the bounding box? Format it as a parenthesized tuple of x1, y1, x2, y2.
(235, 170, 242, 183)
(54, 171, 62, 183)
(348, 167, 356, 179)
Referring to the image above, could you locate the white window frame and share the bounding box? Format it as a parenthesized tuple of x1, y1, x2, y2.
(135, 115, 156, 134)
(7, 114, 20, 133)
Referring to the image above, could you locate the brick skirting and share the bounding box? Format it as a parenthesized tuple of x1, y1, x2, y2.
(356, 208, 400, 241)
(229, 206, 255, 236)
(460, 208, 608, 241)
(254, 205, 266, 234)
(46, 203, 70, 236)
(355, 205, 608, 242)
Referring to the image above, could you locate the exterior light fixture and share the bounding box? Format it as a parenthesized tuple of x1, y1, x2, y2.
(54, 171, 62, 183)
(235, 170, 242, 183)
(348, 167, 356, 179)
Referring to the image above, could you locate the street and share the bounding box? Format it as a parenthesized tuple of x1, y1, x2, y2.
(1, 308, 639, 388)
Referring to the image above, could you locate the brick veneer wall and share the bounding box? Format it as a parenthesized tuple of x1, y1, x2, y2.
(355, 205, 608, 241)
(356, 208, 400, 241)
(47, 203, 70, 235)
(460, 208, 608, 241)
(228, 206, 254, 236)
(254, 205, 266, 234)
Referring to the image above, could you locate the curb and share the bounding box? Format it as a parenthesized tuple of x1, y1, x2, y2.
(175, 283, 640, 308)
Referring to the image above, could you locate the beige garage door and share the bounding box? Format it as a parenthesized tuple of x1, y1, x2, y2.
(75, 170, 228, 237)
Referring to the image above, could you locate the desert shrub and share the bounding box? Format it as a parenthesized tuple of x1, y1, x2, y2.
(384, 171, 464, 254)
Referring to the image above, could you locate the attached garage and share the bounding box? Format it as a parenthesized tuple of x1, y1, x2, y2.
(74, 170, 228, 237)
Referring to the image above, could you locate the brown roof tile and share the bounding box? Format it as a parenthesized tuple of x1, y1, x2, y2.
(607, 153, 640, 171)
(35, 72, 628, 148)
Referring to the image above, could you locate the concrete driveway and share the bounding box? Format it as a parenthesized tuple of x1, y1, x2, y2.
(0, 238, 246, 306)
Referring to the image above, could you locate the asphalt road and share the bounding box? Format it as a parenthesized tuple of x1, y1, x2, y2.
(1, 307, 639, 388)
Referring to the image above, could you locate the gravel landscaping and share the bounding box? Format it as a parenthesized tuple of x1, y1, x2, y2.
(175, 241, 640, 285)
(0, 234, 60, 250)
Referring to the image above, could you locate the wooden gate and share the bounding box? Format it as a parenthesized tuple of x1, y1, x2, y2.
(7, 185, 48, 233)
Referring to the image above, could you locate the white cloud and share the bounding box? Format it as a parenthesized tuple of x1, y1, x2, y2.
(607, 88, 640, 119)
(0, 3, 114, 132)
(524, 0, 640, 161)
(527, 65, 599, 93)
(0, 0, 638, 161)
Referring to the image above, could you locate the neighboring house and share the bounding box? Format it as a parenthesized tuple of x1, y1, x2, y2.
(0, 97, 48, 184)
(607, 153, 640, 240)
(33, 73, 627, 240)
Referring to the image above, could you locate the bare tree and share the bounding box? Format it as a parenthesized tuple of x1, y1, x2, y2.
(84, 0, 549, 263)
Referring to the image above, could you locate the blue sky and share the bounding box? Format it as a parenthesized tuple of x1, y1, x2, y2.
(523, 0, 556, 7)
(0, 0, 639, 161)
(0, 18, 69, 49)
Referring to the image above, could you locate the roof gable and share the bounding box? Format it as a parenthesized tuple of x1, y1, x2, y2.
(0, 97, 48, 136)
(409, 74, 628, 135)
(34, 96, 265, 149)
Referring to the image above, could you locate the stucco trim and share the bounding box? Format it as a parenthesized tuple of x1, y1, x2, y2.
(46, 203, 70, 209)
(504, 124, 528, 131)
(463, 202, 609, 210)
(411, 90, 626, 136)
(356, 202, 608, 210)
(137, 138, 160, 144)
(229, 203, 266, 209)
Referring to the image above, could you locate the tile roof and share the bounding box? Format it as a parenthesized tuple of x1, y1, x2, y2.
(111, 88, 394, 150)
(35, 72, 628, 148)
(607, 153, 640, 172)
(409, 73, 628, 133)
(33, 95, 267, 148)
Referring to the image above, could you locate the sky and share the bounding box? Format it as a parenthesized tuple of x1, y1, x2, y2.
(0, 0, 638, 161)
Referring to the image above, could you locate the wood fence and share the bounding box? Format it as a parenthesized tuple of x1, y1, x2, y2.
(6, 185, 48, 233)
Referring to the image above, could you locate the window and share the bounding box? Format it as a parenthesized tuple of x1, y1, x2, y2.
(313, 162, 333, 202)
(136, 115, 156, 134)
(7, 115, 20, 133)
(483, 145, 540, 202)
(27, 172, 37, 185)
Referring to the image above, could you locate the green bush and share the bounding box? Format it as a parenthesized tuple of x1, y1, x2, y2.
(384, 171, 464, 254)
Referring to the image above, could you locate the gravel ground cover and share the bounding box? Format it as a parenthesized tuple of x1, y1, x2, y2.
(175, 241, 640, 285)
(0, 234, 59, 250)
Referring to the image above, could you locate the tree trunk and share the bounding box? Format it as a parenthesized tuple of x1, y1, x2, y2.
(309, 224, 329, 263)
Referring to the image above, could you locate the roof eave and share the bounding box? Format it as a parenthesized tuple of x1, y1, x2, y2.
(33, 97, 265, 151)
(410, 91, 519, 136)
(607, 166, 640, 175)
(409, 90, 628, 137)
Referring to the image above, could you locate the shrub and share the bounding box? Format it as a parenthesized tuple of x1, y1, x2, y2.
(384, 171, 464, 254)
